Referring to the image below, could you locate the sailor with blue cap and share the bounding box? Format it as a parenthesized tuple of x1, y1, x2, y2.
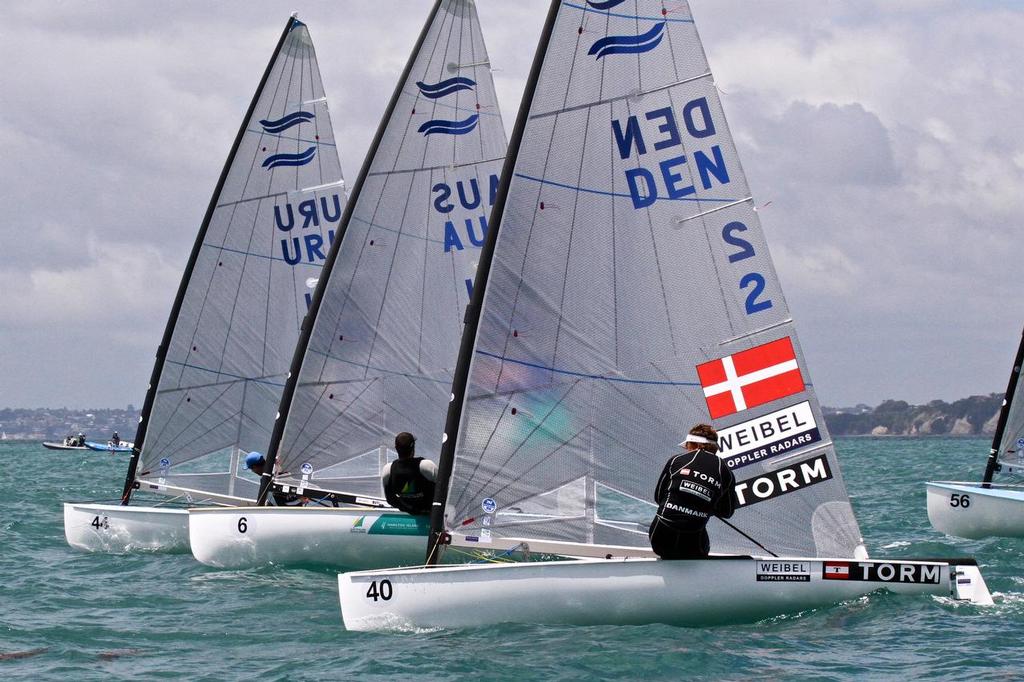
(245, 451, 266, 475)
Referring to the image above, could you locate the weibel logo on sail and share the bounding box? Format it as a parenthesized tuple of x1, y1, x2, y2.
(717, 401, 822, 469)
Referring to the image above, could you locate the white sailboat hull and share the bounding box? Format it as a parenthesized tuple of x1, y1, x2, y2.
(926, 481, 1024, 539)
(188, 507, 429, 569)
(338, 556, 992, 631)
(63, 503, 191, 553)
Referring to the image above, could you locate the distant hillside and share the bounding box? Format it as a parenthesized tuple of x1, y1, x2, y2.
(0, 394, 1007, 440)
(822, 394, 1002, 437)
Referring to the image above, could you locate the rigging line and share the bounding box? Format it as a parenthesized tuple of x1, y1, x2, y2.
(529, 71, 713, 121)
(242, 127, 337, 147)
(719, 517, 777, 558)
(201, 242, 326, 266)
(475, 349, 700, 386)
(160, 360, 286, 387)
(452, 379, 581, 513)
(304, 348, 451, 384)
(289, 378, 379, 464)
(563, 1, 695, 24)
(144, 376, 236, 457)
(513, 172, 738, 204)
(464, 424, 590, 515)
(365, 155, 505, 177)
(155, 405, 247, 462)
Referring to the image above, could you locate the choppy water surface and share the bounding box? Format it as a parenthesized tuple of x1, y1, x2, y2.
(2, 437, 1023, 680)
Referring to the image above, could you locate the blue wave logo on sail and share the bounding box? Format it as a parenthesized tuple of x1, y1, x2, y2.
(416, 77, 476, 99)
(259, 110, 315, 134)
(262, 146, 316, 169)
(586, 0, 627, 9)
(588, 22, 665, 59)
(418, 114, 479, 136)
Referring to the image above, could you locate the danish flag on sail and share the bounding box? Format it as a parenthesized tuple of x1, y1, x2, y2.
(696, 337, 805, 419)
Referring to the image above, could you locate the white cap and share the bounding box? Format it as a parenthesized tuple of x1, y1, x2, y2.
(678, 433, 715, 447)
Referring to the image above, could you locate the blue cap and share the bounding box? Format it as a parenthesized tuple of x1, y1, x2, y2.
(245, 451, 265, 468)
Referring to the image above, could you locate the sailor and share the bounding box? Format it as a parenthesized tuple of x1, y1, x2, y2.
(244, 451, 305, 506)
(381, 432, 437, 516)
(77, 432, 85, 447)
(111, 431, 120, 446)
(649, 423, 736, 559)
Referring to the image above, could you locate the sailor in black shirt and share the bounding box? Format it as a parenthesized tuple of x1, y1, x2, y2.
(649, 424, 736, 559)
(382, 432, 437, 516)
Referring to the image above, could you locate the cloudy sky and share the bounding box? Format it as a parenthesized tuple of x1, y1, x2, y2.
(1, 0, 1022, 410)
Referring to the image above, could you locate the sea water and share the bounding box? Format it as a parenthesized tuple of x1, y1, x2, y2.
(2, 437, 1022, 680)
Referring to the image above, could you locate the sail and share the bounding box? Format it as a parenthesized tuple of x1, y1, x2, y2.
(130, 18, 345, 502)
(990, 327, 1024, 476)
(438, 0, 864, 559)
(269, 0, 507, 499)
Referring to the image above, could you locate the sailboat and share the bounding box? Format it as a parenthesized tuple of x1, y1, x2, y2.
(337, 0, 992, 630)
(927, 327, 1024, 538)
(63, 16, 347, 553)
(187, 0, 508, 570)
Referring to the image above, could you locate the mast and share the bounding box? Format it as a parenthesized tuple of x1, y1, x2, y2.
(426, 0, 561, 564)
(982, 325, 1024, 485)
(257, 1, 444, 505)
(121, 16, 298, 505)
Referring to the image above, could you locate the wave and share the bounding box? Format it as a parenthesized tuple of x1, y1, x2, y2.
(416, 76, 476, 99)
(417, 114, 480, 136)
(259, 110, 315, 134)
(588, 22, 666, 59)
(262, 146, 317, 169)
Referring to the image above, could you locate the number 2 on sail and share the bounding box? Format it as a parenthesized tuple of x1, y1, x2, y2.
(720, 220, 772, 315)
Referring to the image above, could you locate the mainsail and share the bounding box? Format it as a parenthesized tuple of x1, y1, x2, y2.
(431, 0, 864, 560)
(983, 326, 1024, 481)
(121, 17, 345, 504)
(261, 0, 507, 502)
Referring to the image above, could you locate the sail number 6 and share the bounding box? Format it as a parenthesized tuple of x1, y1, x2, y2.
(366, 579, 393, 601)
(722, 221, 773, 315)
(237, 517, 248, 533)
(949, 494, 971, 508)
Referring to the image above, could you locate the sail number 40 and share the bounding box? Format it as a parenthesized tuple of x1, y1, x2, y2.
(722, 221, 773, 315)
(365, 579, 393, 602)
(949, 494, 971, 508)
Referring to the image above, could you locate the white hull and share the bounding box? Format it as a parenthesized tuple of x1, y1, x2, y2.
(926, 481, 1024, 539)
(63, 503, 190, 553)
(188, 507, 429, 569)
(338, 556, 992, 631)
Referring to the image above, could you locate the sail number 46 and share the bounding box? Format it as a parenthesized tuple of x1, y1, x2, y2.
(722, 221, 773, 315)
(949, 494, 971, 508)
(91, 515, 109, 530)
(366, 579, 393, 602)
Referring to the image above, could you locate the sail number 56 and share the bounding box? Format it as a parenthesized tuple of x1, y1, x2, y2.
(949, 494, 971, 508)
(366, 579, 393, 601)
(722, 221, 773, 315)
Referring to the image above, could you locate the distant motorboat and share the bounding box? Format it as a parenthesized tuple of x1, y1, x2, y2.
(42, 435, 89, 451)
(85, 440, 134, 454)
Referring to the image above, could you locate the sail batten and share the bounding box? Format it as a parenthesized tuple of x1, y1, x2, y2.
(432, 0, 864, 561)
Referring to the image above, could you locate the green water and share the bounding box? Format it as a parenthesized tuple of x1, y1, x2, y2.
(3, 437, 1023, 680)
